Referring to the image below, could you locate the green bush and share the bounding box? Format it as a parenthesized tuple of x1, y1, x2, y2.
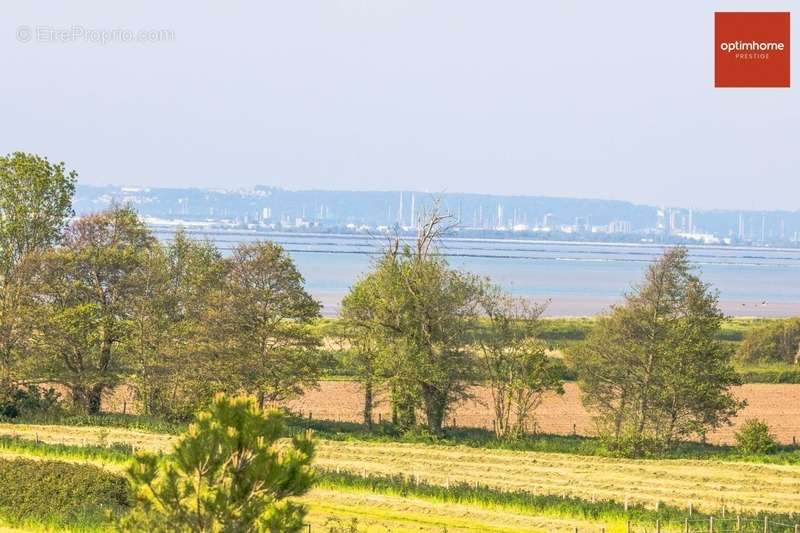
(736, 318, 800, 364)
(0, 384, 61, 419)
(735, 419, 777, 454)
(0, 457, 130, 525)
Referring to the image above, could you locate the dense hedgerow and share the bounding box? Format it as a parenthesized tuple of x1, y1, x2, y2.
(0, 458, 130, 525)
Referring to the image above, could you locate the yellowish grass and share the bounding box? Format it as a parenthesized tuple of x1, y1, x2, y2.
(2, 423, 798, 515)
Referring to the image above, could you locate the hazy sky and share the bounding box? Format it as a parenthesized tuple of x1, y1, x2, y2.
(2, 2, 797, 210)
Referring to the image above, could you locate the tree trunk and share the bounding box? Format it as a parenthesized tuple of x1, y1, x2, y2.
(421, 383, 446, 436)
(363, 379, 373, 427)
(87, 383, 104, 415)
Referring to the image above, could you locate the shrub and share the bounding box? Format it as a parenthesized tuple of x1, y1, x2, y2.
(0, 457, 129, 524)
(0, 384, 61, 419)
(121, 394, 316, 532)
(735, 419, 777, 454)
(736, 319, 800, 364)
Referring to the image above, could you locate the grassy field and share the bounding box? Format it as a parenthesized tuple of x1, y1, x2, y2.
(3, 422, 800, 519)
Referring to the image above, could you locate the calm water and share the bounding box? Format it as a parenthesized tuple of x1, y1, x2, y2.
(153, 229, 800, 317)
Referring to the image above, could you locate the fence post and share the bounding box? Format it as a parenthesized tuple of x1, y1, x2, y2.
(626, 520, 631, 533)
(624, 497, 629, 512)
(737, 515, 741, 533)
(689, 502, 693, 516)
(573, 422, 577, 435)
(684, 517, 688, 533)
(656, 520, 661, 533)
(764, 516, 768, 533)
(378, 413, 382, 424)
(794, 524, 798, 533)
(722, 506, 726, 518)
(710, 516, 714, 533)
(573, 528, 578, 533)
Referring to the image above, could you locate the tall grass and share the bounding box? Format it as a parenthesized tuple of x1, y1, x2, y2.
(316, 469, 800, 530)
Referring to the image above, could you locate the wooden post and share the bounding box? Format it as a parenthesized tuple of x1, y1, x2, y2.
(684, 517, 689, 533)
(573, 528, 578, 533)
(736, 515, 741, 533)
(572, 422, 577, 435)
(35, 433, 39, 444)
(794, 524, 798, 533)
(793, 435, 797, 446)
(624, 497, 629, 511)
(656, 520, 661, 533)
(689, 502, 693, 516)
(626, 520, 631, 533)
(722, 505, 726, 518)
(378, 413, 382, 424)
(308, 411, 312, 420)
(709, 516, 714, 533)
(764, 516, 768, 533)
(307, 524, 311, 533)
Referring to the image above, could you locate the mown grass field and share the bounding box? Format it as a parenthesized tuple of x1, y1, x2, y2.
(2, 421, 800, 532)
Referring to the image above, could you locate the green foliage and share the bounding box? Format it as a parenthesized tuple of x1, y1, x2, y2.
(121, 394, 316, 532)
(0, 152, 76, 390)
(204, 242, 322, 408)
(477, 287, 565, 438)
(341, 209, 484, 435)
(0, 457, 129, 526)
(0, 384, 61, 419)
(0, 152, 76, 275)
(736, 318, 800, 364)
(569, 247, 743, 454)
(735, 419, 777, 454)
(27, 206, 156, 414)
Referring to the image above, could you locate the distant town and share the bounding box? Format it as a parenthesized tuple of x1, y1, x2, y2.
(74, 185, 800, 247)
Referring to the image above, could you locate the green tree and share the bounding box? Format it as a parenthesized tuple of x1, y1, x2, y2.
(207, 242, 322, 409)
(341, 209, 483, 435)
(569, 247, 743, 454)
(122, 394, 315, 532)
(478, 287, 564, 438)
(339, 276, 385, 427)
(0, 152, 76, 390)
(126, 229, 225, 419)
(29, 206, 154, 413)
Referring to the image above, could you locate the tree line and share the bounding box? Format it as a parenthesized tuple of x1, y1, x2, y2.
(1, 152, 748, 454)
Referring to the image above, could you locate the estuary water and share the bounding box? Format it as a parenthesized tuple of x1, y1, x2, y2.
(152, 228, 800, 317)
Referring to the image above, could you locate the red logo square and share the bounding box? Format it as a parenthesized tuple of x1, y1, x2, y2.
(715, 12, 790, 88)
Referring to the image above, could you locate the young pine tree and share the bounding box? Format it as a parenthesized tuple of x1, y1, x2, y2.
(122, 395, 315, 532)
